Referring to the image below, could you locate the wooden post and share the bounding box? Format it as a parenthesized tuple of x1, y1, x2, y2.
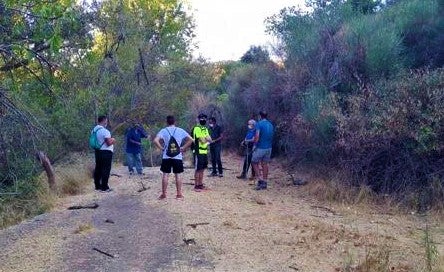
(36, 151, 56, 190)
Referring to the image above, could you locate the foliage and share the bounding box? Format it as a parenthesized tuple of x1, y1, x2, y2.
(220, 0, 444, 208)
(0, 178, 53, 229)
(240, 46, 270, 64)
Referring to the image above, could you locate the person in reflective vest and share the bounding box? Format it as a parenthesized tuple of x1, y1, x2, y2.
(193, 113, 212, 191)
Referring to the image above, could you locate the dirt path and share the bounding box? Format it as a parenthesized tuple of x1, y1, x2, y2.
(0, 153, 443, 271)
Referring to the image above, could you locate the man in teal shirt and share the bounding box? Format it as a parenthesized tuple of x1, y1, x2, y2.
(252, 111, 274, 190)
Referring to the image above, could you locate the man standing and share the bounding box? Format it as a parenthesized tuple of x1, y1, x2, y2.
(251, 111, 274, 190)
(93, 115, 116, 192)
(192, 113, 212, 191)
(208, 117, 224, 177)
(236, 119, 256, 180)
(125, 123, 148, 175)
(154, 115, 193, 199)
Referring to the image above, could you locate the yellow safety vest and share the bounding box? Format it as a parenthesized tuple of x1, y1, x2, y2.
(193, 126, 209, 155)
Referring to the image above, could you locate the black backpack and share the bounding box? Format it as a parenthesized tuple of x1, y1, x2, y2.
(166, 128, 180, 157)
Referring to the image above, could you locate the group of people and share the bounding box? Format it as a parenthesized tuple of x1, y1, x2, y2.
(90, 111, 274, 197)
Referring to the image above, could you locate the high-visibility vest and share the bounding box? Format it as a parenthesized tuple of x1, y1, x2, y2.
(193, 126, 209, 155)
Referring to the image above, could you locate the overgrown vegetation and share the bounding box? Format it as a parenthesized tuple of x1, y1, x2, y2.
(1, 0, 443, 228)
(222, 0, 444, 211)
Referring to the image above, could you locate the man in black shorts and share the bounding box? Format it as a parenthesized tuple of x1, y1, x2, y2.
(154, 115, 193, 199)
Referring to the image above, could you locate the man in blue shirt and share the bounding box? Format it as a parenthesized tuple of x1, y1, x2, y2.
(126, 123, 148, 175)
(251, 111, 274, 190)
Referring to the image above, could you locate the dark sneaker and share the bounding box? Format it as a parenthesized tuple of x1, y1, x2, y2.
(218, 173, 223, 177)
(208, 173, 218, 177)
(293, 179, 307, 186)
(255, 180, 267, 190)
(101, 188, 114, 193)
(236, 175, 247, 179)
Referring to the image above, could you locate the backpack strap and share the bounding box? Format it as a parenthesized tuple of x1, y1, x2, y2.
(166, 127, 176, 137)
(93, 127, 106, 148)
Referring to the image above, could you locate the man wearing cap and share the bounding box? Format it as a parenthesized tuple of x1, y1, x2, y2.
(192, 113, 212, 191)
(251, 111, 274, 190)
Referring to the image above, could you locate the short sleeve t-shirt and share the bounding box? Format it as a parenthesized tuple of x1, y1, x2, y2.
(157, 126, 190, 160)
(255, 119, 274, 149)
(94, 125, 114, 152)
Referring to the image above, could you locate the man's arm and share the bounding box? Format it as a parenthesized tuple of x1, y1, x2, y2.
(153, 135, 164, 150)
(104, 130, 115, 146)
(181, 135, 194, 151)
(212, 126, 224, 143)
(253, 129, 260, 143)
(138, 126, 148, 138)
(105, 137, 116, 146)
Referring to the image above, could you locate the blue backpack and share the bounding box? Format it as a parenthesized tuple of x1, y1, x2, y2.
(89, 127, 104, 150)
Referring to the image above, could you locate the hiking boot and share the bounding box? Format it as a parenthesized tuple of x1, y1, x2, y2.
(293, 179, 307, 186)
(255, 180, 267, 190)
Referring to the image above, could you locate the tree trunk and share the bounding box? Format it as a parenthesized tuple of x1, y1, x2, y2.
(36, 151, 56, 190)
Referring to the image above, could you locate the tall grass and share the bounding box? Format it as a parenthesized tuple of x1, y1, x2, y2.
(0, 178, 54, 229)
(0, 154, 93, 229)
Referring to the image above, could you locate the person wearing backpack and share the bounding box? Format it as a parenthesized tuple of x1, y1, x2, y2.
(153, 115, 193, 200)
(91, 115, 116, 192)
(192, 113, 212, 191)
(125, 123, 148, 175)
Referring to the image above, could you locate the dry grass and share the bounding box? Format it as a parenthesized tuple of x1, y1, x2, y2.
(73, 223, 94, 234)
(0, 178, 54, 229)
(57, 167, 91, 196)
(2, 153, 443, 271)
(0, 153, 92, 229)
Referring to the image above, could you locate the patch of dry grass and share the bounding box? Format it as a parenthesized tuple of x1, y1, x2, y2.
(0, 153, 92, 229)
(0, 178, 54, 229)
(73, 223, 94, 234)
(57, 167, 91, 196)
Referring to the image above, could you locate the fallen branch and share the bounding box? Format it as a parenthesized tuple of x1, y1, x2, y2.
(186, 222, 209, 229)
(68, 203, 99, 210)
(93, 247, 114, 258)
(183, 238, 196, 245)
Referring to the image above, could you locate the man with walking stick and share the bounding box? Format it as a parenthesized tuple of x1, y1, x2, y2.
(236, 119, 256, 180)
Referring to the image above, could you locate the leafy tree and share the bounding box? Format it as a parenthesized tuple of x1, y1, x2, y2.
(0, 0, 92, 181)
(240, 46, 270, 64)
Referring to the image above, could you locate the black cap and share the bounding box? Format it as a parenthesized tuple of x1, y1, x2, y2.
(198, 113, 207, 119)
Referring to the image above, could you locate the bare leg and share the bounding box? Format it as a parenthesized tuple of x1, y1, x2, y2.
(194, 171, 199, 186)
(175, 173, 183, 197)
(252, 162, 261, 181)
(161, 173, 169, 197)
(197, 170, 204, 186)
(261, 162, 269, 181)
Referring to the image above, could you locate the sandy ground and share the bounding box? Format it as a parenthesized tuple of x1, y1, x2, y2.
(0, 152, 443, 272)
